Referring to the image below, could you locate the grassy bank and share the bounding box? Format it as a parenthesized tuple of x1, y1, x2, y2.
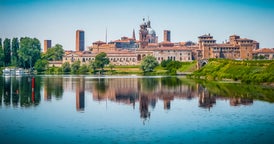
(188, 59, 274, 84)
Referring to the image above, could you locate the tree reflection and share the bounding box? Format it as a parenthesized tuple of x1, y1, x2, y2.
(161, 77, 182, 87)
(19, 77, 41, 107)
(95, 78, 109, 94)
(11, 77, 20, 107)
(0, 77, 2, 106)
(43, 77, 63, 100)
(0, 76, 42, 107)
(4, 77, 11, 106)
(140, 78, 159, 92)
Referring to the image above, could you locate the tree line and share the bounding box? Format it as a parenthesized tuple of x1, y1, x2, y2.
(0, 37, 41, 69)
(0, 37, 65, 71)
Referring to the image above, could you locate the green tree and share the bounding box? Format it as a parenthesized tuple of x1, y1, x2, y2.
(89, 60, 97, 73)
(3, 38, 11, 66)
(71, 60, 80, 73)
(34, 59, 48, 72)
(62, 62, 71, 73)
(161, 59, 172, 67)
(44, 44, 64, 61)
(0, 38, 4, 67)
(79, 64, 89, 73)
(109, 63, 114, 72)
(94, 52, 109, 73)
(11, 38, 19, 66)
(18, 37, 41, 69)
(140, 55, 158, 72)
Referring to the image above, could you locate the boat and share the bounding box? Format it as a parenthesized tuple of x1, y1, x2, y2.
(2, 68, 27, 76)
(16, 68, 24, 76)
(2, 68, 11, 76)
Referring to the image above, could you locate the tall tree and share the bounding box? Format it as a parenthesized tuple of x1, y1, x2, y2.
(18, 37, 41, 69)
(0, 38, 4, 67)
(11, 38, 19, 66)
(94, 52, 109, 72)
(3, 38, 11, 66)
(140, 55, 158, 72)
(44, 44, 64, 61)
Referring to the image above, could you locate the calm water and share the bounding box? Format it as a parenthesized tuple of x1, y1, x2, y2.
(0, 75, 274, 144)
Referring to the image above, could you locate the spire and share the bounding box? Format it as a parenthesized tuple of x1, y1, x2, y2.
(132, 29, 136, 40)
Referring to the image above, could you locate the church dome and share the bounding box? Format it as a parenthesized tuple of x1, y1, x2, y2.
(148, 28, 156, 35)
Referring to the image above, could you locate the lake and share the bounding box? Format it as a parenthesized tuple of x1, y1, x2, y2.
(0, 75, 274, 144)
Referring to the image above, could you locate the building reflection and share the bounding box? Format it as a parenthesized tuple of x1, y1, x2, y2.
(76, 78, 85, 111)
(230, 98, 253, 106)
(198, 85, 216, 110)
(0, 76, 261, 119)
(139, 94, 150, 120)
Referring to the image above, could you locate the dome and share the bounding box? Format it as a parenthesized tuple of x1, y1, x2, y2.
(147, 28, 156, 35)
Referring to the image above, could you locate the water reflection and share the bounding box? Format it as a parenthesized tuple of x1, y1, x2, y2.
(1, 76, 273, 117)
(76, 77, 85, 111)
(0, 76, 41, 107)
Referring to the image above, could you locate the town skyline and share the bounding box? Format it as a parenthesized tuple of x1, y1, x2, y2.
(1, 0, 274, 50)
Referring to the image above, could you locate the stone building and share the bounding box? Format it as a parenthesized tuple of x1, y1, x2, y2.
(60, 19, 271, 68)
(252, 48, 274, 60)
(44, 40, 51, 53)
(76, 30, 85, 51)
(198, 34, 259, 60)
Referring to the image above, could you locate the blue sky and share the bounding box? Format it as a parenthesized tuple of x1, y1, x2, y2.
(1, 0, 274, 50)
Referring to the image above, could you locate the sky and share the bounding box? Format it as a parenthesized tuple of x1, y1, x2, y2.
(1, 0, 274, 51)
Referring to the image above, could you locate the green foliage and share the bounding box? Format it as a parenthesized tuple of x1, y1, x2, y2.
(166, 61, 182, 75)
(79, 64, 89, 73)
(18, 37, 41, 69)
(191, 59, 274, 83)
(89, 60, 97, 73)
(71, 61, 81, 73)
(161, 59, 172, 67)
(3, 38, 11, 66)
(141, 55, 158, 72)
(46, 67, 62, 74)
(94, 52, 110, 72)
(62, 62, 71, 73)
(11, 38, 19, 66)
(199, 80, 274, 103)
(43, 44, 64, 61)
(34, 59, 49, 72)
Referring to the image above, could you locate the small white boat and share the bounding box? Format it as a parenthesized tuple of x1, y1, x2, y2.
(16, 68, 24, 76)
(2, 68, 11, 76)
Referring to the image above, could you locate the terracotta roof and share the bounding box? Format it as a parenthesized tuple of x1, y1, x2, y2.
(213, 44, 238, 48)
(253, 48, 274, 53)
(137, 46, 191, 51)
(230, 34, 240, 37)
(93, 40, 106, 44)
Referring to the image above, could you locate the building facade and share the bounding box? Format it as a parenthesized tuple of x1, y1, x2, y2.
(58, 19, 274, 68)
(44, 40, 51, 53)
(253, 48, 274, 60)
(164, 30, 171, 42)
(198, 34, 259, 60)
(76, 30, 85, 51)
